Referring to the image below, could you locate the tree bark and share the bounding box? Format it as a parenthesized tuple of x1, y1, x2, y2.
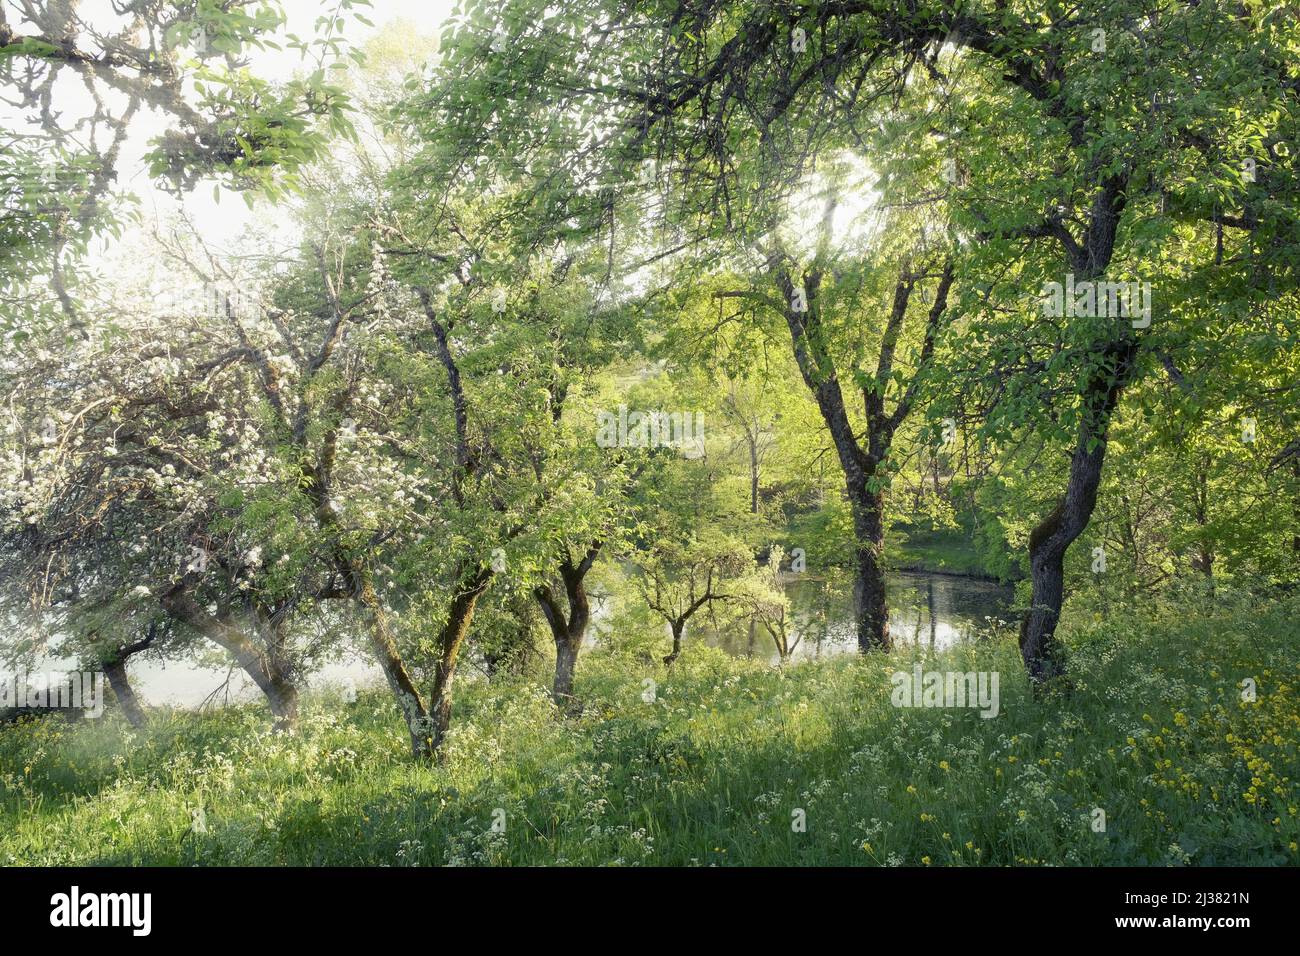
(1291, 459, 1300, 556)
(533, 546, 599, 708)
(265, 678, 299, 733)
(160, 583, 300, 732)
(553, 640, 580, 703)
(428, 568, 493, 756)
(1019, 339, 1138, 683)
(663, 618, 685, 664)
(352, 568, 431, 758)
(103, 657, 147, 729)
(849, 486, 891, 651)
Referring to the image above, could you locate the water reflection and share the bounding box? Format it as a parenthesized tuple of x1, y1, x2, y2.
(699, 571, 1016, 663)
(32, 573, 1013, 709)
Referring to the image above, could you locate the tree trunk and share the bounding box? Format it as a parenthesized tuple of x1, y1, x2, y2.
(533, 548, 598, 710)
(160, 584, 301, 732)
(769, 622, 791, 662)
(927, 578, 937, 648)
(428, 569, 493, 757)
(1291, 459, 1300, 556)
(1015, 172, 1133, 684)
(1190, 461, 1214, 579)
(663, 619, 685, 665)
(849, 486, 891, 651)
(353, 570, 431, 758)
(776, 256, 947, 656)
(103, 657, 147, 729)
(266, 678, 299, 733)
(553, 639, 580, 704)
(1020, 340, 1137, 683)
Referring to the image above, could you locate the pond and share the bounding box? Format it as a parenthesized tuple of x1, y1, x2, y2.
(692, 570, 1017, 663)
(18, 571, 1015, 709)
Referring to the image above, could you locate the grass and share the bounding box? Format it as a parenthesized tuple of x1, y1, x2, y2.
(887, 526, 997, 579)
(1, 594, 1297, 866)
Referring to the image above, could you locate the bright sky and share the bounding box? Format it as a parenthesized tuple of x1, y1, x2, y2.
(8, 0, 878, 284)
(3, 1, 454, 273)
(135, 0, 453, 254)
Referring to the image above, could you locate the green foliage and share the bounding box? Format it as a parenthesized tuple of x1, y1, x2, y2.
(3, 593, 1295, 865)
(3, 0, 1298, 858)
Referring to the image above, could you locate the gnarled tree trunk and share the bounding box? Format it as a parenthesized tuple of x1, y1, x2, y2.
(428, 568, 494, 757)
(1017, 173, 1134, 684)
(98, 624, 157, 730)
(1020, 339, 1138, 683)
(160, 583, 301, 733)
(103, 657, 147, 729)
(534, 545, 600, 708)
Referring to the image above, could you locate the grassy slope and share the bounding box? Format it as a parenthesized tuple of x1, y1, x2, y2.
(1, 597, 1297, 866)
(887, 526, 997, 579)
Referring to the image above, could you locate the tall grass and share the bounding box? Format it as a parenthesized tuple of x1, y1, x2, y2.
(2, 594, 1296, 866)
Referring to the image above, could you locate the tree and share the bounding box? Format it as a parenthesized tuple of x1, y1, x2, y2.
(0, 181, 414, 735)
(718, 374, 783, 516)
(632, 526, 750, 665)
(1, 0, 368, 328)
(737, 546, 799, 663)
(422, 0, 1299, 686)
